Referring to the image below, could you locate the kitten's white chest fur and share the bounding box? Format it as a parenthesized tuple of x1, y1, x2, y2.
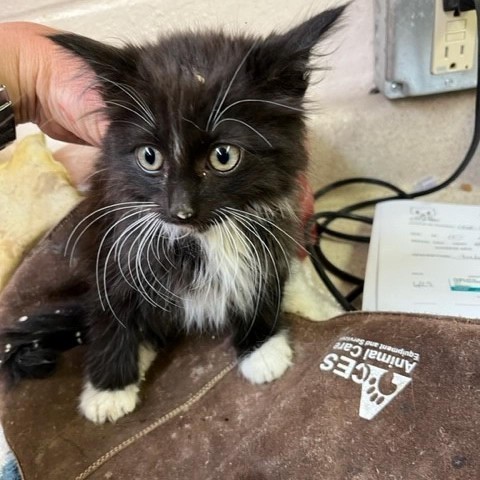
(182, 218, 259, 331)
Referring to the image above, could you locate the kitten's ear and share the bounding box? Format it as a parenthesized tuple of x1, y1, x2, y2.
(252, 5, 347, 97)
(48, 33, 137, 94)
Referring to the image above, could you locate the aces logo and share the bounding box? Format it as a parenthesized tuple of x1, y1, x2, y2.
(320, 337, 420, 420)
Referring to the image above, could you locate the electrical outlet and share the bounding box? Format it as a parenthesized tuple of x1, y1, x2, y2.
(432, 0, 477, 74)
(375, 0, 478, 98)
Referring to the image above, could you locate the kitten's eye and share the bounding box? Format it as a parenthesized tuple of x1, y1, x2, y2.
(208, 145, 241, 173)
(135, 146, 163, 173)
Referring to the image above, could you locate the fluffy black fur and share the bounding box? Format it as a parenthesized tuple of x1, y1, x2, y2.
(0, 8, 344, 397)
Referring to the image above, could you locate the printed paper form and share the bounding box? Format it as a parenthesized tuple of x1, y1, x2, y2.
(362, 200, 480, 319)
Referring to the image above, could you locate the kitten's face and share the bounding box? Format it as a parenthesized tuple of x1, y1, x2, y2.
(99, 36, 308, 230)
(52, 8, 344, 230)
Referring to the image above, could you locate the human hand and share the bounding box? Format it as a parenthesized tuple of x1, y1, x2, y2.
(0, 22, 106, 146)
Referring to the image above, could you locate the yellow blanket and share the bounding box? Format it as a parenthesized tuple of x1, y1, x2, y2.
(0, 135, 82, 290)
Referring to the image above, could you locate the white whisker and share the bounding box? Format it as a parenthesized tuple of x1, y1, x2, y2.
(155, 222, 175, 268)
(96, 209, 153, 325)
(99, 75, 156, 126)
(135, 215, 177, 309)
(231, 206, 306, 254)
(113, 215, 152, 291)
(149, 219, 169, 268)
(82, 167, 108, 184)
(145, 224, 182, 305)
(134, 219, 169, 309)
(103, 215, 154, 324)
(214, 216, 240, 287)
(217, 210, 264, 334)
(213, 118, 273, 148)
(105, 100, 155, 129)
(181, 116, 203, 132)
(207, 41, 258, 131)
(65, 201, 155, 262)
(226, 208, 292, 275)
(213, 99, 303, 128)
(129, 215, 164, 309)
(109, 120, 153, 136)
(206, 87, 225, 133)
(225, 210, 282, 335)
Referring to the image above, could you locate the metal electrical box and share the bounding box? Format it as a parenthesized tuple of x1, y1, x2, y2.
(374, 0, 478, 99)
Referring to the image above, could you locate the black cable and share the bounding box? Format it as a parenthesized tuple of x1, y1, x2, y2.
(314, 177, 409, 199)
(306, 0, 480, 311)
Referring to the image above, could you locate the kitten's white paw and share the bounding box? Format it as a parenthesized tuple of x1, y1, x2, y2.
(79, 382, 140, 424)
(239, 331, 293, 384)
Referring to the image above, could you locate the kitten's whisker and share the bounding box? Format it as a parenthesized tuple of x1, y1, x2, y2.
(109, 120, 153, 136)
(130, 215, 167, 309)
(145, 240, 173, 306)
(69, 204, 152, 267)
(104, 215, 156, 323)
(141, 214, 184, 307)
(161, 223, 191, 243)
(226, 208, 292, 276)
(224, 211, 270, 278)
(82, 167, 108, 184)
(212, 118, 273, 148)
(156, 223, 175, 268)
(195, 217, 238, 293)
(128, 216, 189, 308)
(70, 207, 154, 267)
(209, 41, 258, 131)
(124, 216, 156, 306)
(96, 209, 152, 325)
(68, 205, 146, 265)
(213, 99, 303, 128)
(218, 210, 264, 337)
(230, 206, 305, 254)
(181, 116, 203, 132)
(145, 224, 182, 305)
(206, 89, 223, 132)
(221, 211, 264, 282)
(65, 201, 155, 262)
(232, 207, 305, 248)
(223, 213, 265, 320)
(113, 214, 154, 291)
(97, 210, 152, 290)
(105, 100, 155, 129)
(98, 76, 156, 126)
(150, 219, 170, 269)
(66, 201, 152, 252)
(114, 215, 177, 310)
(226, 210, 282, 338)
(252, 199, 297, 221)
(134, 215, 172, 310)
(214, 216, 240, 287)
(226, 219, 268, 344)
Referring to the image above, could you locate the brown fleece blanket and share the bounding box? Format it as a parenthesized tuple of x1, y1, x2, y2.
(0, 209, 479, 480)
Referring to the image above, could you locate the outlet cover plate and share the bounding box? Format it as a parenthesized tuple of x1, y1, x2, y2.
(374, 0, 478, 99)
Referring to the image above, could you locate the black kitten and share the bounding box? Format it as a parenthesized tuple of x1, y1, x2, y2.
(0, 7, 344, 423)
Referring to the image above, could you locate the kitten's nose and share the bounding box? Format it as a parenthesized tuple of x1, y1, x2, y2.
(174, 206, 195, 220)
(168, 183, 196, 222)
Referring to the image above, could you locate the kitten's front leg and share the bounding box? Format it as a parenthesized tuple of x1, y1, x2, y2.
(234, 306, 293, 385)
(79, 316, 157, 424)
